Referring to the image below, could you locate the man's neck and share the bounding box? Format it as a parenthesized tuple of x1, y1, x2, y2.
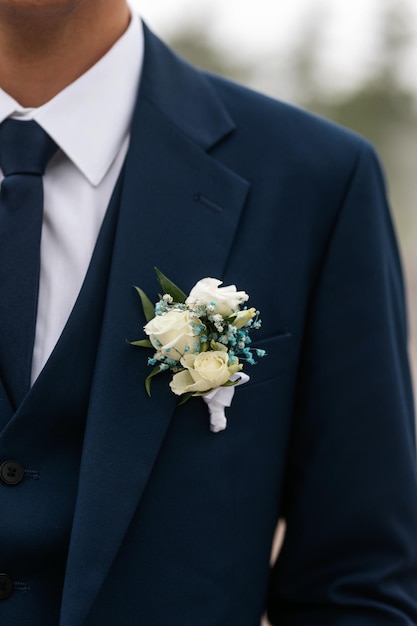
(0, 0, 131, 107)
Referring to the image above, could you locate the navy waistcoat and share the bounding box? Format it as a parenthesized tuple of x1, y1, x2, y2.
(0, 171, 123, 625)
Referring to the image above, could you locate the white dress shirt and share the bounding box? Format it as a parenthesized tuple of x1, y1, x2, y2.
(0, 11, 144, 383)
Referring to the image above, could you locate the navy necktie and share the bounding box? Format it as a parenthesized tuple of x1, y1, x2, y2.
(0, 119, 58, 408)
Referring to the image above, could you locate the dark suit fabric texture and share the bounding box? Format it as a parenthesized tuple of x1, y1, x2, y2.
(1, 22, 417, 626)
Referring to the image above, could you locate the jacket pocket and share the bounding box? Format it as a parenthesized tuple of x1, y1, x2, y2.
(240, 331, 295, 389)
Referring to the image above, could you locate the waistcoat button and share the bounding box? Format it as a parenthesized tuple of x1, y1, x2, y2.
(0, 460, 24, 485)
(0, 574, 14, 599)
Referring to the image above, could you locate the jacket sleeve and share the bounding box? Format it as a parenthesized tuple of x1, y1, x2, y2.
(267, 141, 417, 625)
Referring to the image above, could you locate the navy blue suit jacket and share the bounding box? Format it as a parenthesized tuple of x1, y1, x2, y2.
(57, 24, 417, 625)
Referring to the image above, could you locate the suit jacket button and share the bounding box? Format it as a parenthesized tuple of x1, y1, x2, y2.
(0, 574, 14, 599)
(0, 460, 24, 485)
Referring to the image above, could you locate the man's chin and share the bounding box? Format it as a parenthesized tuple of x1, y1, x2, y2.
(0, 0, 85, 21)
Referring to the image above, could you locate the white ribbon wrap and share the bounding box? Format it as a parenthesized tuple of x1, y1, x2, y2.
(203, 372, 250, 432)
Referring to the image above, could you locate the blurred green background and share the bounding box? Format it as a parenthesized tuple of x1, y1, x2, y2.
(135, 0, 417, 389)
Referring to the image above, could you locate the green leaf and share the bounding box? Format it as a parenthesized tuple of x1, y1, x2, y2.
(145, 365, 163, 396)
(154, 267, 187, 303)
(177, 392, 194, 406)
(134, 286, 155, 323)
(222, 378, 240, 387)
(129, 339, 153, 349)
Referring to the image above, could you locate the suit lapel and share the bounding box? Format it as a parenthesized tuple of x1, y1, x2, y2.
(60, 25, 250, 626)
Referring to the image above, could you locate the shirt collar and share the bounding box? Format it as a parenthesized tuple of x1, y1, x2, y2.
(0, 11, 144, 186)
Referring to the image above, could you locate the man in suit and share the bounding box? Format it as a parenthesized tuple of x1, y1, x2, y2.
(0, 1, 416, 624)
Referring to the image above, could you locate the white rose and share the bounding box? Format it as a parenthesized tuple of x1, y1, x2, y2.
(169, 350, 242, 395)
(185, 277, 249, 317)
(144, 309, 200, 361)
